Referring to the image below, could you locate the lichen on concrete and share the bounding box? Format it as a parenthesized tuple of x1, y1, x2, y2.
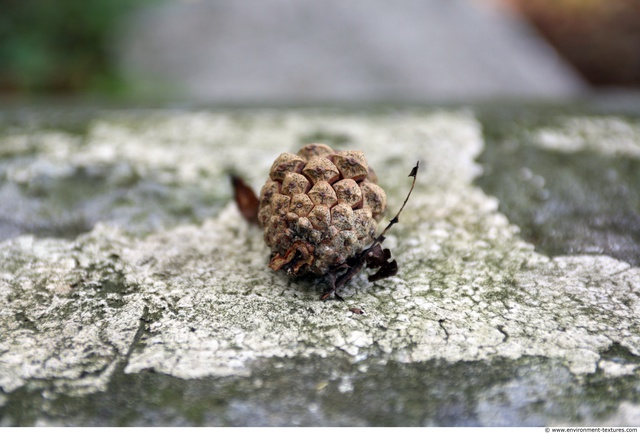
(1, 109, 639, 424)
(532, 115, 640, 157)
(476, 110, 640, 267)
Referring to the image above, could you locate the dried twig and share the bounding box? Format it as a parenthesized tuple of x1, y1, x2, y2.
(321, 161, 420, 300)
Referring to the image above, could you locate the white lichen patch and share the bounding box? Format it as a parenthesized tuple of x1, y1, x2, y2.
(1, 110, 639, 400)
(532, 116, 640, 158)
(0, 231, 145, 395)
(598, 360, 638, 378)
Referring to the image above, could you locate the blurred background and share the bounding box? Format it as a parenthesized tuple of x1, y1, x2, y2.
(1, 0, 639, 104)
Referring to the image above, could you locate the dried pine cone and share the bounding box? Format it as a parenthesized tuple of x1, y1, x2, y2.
(258, 143, 387, 276)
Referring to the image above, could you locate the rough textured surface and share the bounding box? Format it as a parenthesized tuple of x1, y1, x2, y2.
(477, 109, 640, 266)
(1, 108, 639, 426)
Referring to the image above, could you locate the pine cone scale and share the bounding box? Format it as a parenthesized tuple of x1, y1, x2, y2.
(260, 143, 386, 275)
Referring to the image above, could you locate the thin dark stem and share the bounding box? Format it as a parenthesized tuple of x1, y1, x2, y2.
(321, 161, 420, 300)
(376, 160, 419, 241)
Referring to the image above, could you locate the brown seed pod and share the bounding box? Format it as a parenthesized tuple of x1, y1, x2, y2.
(259, 143, 386, 276)
(231, 176, 259, 224)
(231, 143, 420, 300)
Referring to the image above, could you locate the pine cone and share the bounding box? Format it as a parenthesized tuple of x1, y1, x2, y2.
(258, 143, 386, 276)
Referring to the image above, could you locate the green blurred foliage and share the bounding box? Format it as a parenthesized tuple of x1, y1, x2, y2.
(0, 0, 150, 97)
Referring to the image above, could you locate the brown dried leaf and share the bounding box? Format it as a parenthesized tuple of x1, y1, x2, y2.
(231, 175, 259, 225)
(368, 259, 398, 282)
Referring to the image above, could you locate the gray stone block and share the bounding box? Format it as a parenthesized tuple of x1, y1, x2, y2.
(1, 107, 639, 426)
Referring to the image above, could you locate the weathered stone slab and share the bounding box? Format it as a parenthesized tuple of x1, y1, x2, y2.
(0, 109, 638, 426)
(477, 110, 640, 266)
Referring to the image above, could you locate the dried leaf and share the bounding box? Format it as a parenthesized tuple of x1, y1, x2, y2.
(231, 175, 259, 225)
(365, 243, 391, 269)
(368, 259, 398, 282)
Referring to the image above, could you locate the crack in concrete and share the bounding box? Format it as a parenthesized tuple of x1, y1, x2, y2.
(438, 319, 450, 343)
(497, 325, 509, 343)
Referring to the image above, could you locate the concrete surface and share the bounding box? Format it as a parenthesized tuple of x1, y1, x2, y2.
(0, 106, 639, 426)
